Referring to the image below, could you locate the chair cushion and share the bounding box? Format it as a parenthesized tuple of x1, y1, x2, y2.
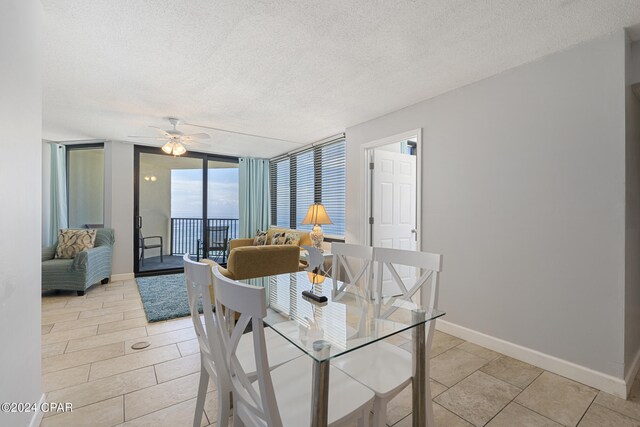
(253, 230, 268, 246)
(55, 229, 97, 259)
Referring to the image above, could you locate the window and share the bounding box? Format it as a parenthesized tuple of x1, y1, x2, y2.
(270, 139, 346, 238)
(67, 144, 105, 228)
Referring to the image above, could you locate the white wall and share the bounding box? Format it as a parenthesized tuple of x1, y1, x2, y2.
(104, 141, 134, 275)
(0, 1, 43, 426)
(139, 158, 173, 254)
(625, 34, 640, 385)
(346, 31, 628, 385)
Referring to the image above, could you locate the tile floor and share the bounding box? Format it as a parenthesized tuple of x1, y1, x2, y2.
(40, 279, 640, 427)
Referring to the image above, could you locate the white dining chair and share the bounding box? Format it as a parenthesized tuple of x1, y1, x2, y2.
(183, 254, 232, 427)
(212, 266, 375, 427)
(183, 254, 303, 427)
(331, 247, 442, 427)
(331, 243, 374, 295)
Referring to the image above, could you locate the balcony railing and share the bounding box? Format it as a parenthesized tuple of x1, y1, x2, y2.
(170, 218, 239, 255)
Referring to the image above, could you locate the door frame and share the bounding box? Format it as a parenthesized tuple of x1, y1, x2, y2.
(133, 145, 238, 277)
(360, 128, 422, 250)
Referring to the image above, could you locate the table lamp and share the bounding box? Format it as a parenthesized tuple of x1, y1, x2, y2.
(301, 203, 332, 252)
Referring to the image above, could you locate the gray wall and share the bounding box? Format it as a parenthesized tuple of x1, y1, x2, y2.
(0, 1, 43, 425)
(104, 141, 134, 275)
(346, 31, 628, 378)
(626, 35, 640, 378)
(631, 41, 640, 85)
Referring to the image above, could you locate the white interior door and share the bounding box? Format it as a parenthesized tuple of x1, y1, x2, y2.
(372, 149, 417, 295)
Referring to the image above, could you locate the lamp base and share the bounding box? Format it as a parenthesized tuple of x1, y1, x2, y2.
(310, 224, 324, 252)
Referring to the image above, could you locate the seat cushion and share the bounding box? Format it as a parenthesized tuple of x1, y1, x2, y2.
(331, 341, 412, 398)
(250, 355, 374, 426)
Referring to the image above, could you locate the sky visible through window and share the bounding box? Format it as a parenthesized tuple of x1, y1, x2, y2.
(171, 168, 239, 218)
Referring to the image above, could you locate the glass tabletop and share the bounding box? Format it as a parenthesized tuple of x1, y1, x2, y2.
(242, 271, 445, 362)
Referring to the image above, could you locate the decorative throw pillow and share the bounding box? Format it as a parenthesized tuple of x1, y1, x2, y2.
(253, 230, 268, 246)
(55, 229, 97, 259)
(283, 232, 300, 246)
(271, 232, 286, 245)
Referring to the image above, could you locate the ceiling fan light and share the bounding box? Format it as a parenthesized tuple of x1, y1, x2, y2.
(172, 142, 187, 156)
(161, 141, 174, 154)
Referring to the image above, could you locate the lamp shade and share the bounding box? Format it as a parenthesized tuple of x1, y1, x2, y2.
(301, 203, 332, 225)
(172, 142, 187, 156)
(161, 141, 174, 154)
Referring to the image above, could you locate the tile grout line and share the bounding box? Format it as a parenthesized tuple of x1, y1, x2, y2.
(574, 393, 599, 426)
(480, 370, 567, 427)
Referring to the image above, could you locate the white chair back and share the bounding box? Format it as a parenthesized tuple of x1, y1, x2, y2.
(182, 254, 228, 384)
(183, 254, 231, 427)
(301, 245, 324, 273)
(373, 247, 442, 318)
(331, 243, 374, 292)
(212, 267, 283, 427)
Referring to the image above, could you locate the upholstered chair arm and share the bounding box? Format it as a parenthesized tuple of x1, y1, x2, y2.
(42, 245, 56, 261)
(229, 238, 254, 251)
(73, 246, 111, 270)
(225, 245, 300, 280)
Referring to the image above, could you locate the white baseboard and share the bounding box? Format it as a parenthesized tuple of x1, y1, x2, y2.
(436, 319, 628, 398)
(625, 347, 640, 396)
(28, 394, 45, 427)
(110, 273, 135, 282)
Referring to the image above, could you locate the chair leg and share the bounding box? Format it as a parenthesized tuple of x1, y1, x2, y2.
(77, 291, 85, 296)
(160, 247, 163, 263)
(372, 397, 387, 427)
(140, 247, 144, 266)
(232, 405, 245, 427)
(101, 277, 109, 285)
(193, 361, 209, 427)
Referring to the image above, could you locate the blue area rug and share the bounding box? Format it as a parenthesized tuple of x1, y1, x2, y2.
(136, 273, 203, 322)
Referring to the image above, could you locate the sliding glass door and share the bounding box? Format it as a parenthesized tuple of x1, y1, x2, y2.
(134, 146, 238, 276)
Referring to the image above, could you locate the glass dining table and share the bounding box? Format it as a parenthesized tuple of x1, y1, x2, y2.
(242, 271, 445, 427)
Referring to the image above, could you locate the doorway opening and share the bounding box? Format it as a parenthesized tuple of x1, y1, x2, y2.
(134, 146, 239, 276)
(362, 129, 421, 295)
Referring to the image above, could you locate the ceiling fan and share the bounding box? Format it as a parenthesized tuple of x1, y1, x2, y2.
(128, 117, 211, 156)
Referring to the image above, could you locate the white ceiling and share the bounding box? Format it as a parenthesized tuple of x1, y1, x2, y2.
(43, 0, 640, 158)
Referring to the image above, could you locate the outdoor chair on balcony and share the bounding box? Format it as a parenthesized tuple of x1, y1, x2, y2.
(204, 225, 229, 264)
(139, 229, 163, 266)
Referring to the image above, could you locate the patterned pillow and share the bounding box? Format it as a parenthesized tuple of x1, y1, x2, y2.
(253, 230, 268, 246)
(271, 232, 286, 245)
(55, 229, 97, 259)
(283, 232, 300, 246)
(272, 231, 300, 246)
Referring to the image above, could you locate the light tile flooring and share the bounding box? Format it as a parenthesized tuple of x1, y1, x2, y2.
(40, 279, 640, 427)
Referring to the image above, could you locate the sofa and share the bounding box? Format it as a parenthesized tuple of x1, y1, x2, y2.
(211, 228, 310, 281)
(42, 228, 115, 296)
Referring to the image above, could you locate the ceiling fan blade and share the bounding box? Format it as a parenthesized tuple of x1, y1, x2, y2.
(149, 126, 171, 137)
(182, 140, 210, 148)
(184, 133, 211, 140)
(128, 136, 168, 140)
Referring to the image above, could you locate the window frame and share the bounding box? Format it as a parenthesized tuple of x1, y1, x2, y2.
(65, 142, 105, 228)
(270, 138, 346, 242)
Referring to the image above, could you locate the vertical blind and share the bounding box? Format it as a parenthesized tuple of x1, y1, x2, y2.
(270, 139, 346, 237)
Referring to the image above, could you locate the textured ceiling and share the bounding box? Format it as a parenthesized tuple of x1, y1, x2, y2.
(43, 0, 640, 158)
